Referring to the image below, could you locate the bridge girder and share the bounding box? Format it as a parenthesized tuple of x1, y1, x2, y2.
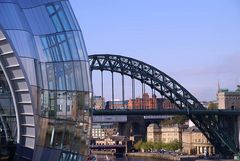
(89, 54, 238, 156)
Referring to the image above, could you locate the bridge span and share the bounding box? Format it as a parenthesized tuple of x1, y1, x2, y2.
(89, 54, 240, 158)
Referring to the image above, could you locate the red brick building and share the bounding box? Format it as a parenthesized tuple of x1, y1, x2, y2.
(162, 99, 177, 109)
(128, 93, 157, 110)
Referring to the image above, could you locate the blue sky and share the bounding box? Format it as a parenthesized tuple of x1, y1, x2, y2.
(70, 0, 240, 101)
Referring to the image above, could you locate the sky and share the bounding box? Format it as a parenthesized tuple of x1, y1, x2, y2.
(70, 0, 240, 101)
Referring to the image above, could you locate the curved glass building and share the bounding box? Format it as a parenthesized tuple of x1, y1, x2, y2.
(0, 0, 92, 160)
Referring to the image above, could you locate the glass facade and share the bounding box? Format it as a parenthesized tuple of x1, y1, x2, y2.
(0, 0, 92, 161)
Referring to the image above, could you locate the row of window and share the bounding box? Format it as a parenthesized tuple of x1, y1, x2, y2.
(39, 31, 87, 62)
(40, 90, 91, 121)
(46, 2, 79, 32)
(22, 1, 80, 35)
(36, 117, 90, 156)
(40, 61, 91, 91)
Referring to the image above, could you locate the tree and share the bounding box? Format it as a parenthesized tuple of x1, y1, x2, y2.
(153, 141, 164, 151)
(134, 140, 142, 150)
(161, 115, 188, 126)
(164, 140, 182, 151)
(208, 102, 218, 109)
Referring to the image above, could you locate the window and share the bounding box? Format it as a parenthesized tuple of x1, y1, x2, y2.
(46, 2, 71, 32)
(46, 63, 55, 90)
(54, 63, 66, 90)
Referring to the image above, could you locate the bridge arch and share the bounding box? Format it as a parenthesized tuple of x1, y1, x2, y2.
(89, 54, 238, 156)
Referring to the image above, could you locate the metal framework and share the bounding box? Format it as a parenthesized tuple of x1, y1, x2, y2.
(89, 54, 238, 156)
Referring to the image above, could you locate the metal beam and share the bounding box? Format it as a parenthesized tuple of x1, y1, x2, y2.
(89, 54, 238, 156)
(92, 109, 240, 116)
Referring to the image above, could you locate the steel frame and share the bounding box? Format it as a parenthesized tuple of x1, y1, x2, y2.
(89, 54, 238, 156)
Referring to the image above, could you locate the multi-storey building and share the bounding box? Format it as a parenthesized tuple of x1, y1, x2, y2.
(161, 125, 184, 143)
(128, 93, 157, 110)
(91, 123, 118, 139)
(217, 87, 240, 109)
(93, 96, 105, 110)
(106, 100, 128, 110)
(147, 124, 186, 143)
(92, 124, 106, 139)
(182, 126, 215, 155)
(162, 99, 177, 110)
(147, 123, 161, 142)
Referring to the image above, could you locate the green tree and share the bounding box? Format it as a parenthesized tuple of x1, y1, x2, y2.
(208, 102, 218, 109)
(141, 142, 154, 151)
(161, 115, 188, 126)
(134, 140, 142, 150)
(153, 141, 163, 151)
(164, 140, 182, 151)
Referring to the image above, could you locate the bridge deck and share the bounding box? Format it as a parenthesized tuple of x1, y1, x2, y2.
(92, 109, 240, 116)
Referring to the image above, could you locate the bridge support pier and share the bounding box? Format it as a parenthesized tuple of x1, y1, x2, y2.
(118, 116, 146, 141)
(234, 116, 240, 160)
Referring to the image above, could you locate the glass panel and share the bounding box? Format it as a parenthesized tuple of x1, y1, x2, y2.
(51, 14, 63, 32)
(40, 36, 48, 49)
(46, 5, 55, 15)
(72, 124, 81, 153)
(66, 92, 73, 120)
(62, 123, 75, 151)
(58, 10, 71, 30)
(46, 63, 55, 90)
(76, 93, 85, 122)
(78, 32, 88, 61)
(59, 40, 72, 61)
(80, 62, 89, 91)
(64, 62, 75, 91)
(48, 91, 57, 118)
(44, 120, 54, 147)
(50, 38, 62, 61)
(54, 3, 61, 10)
(59, 152, 67, 161)
(74, 62, 83, 91)
(61, 2, 77, 30)
(57, 33, 66, 42)
(67, 32, 79, 60)
(85, 63, 92, 92)
(56, 91, 67, 119)
(41, 63, 48, 89)
(40, 36, 53, 62)
(52, 120, 65, 149)
(41, 90, 49, 117)
(73, 32, 84, 60)
(54, 63, 66, 90)
(66, 1, 80, 30)
(36, 61, 43, 88)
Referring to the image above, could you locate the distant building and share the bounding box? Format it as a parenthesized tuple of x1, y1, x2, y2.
(94, 136, 129, 145)
(106, 100, 128, 109)
(200, 101, 210, 108)
(93, 96, 105, 110)
(92, 124, 106, 139)
(162, 99, 178, 110)
(128, 93, 157, 110)
(217, 86, 240, 109)
(147, 124, 161, 142)
(156, 98, 165, 109)
(182, 126, 215, 155)
(92, 123, 118, 139)
(161, 125, 186, 143)
(147, 124, 187, 143)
